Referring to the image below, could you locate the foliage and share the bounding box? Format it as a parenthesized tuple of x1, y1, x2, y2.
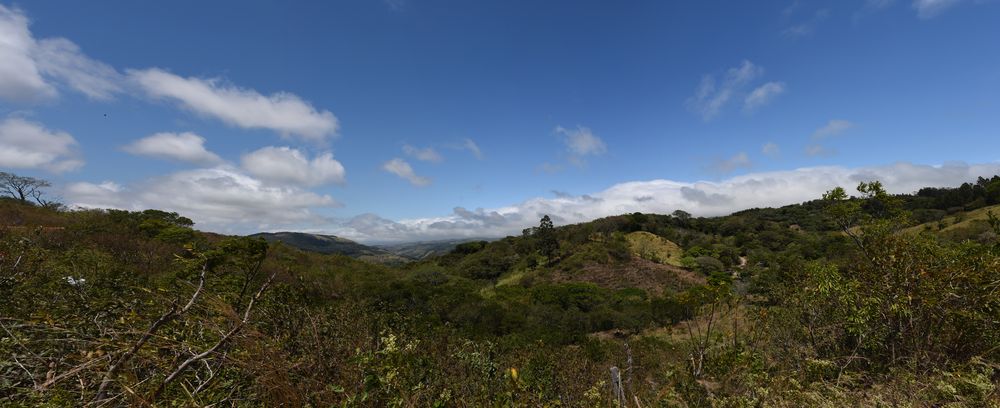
(2, 171, 1000, 406)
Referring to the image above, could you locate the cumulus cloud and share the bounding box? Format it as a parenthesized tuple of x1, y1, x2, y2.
(327, 161, 1000, 242)
(65, 167, 339, 232)
(744, 82, 786, 111)
(241, 146, 346, 186)
(403, 144, 443, 163)
(0, 5, 121, 102)
(687, 60, 768, 120)
(382, 158, 431, 186)
(710, 152, 753, 174)
(913, 0, 962, 18)
(762, 142, 781, 158)
(123, 132, 222, 165)
(128, 68, 338, 141)
(0, 117, 83, 172)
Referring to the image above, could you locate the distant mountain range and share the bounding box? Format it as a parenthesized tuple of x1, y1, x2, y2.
(376, 238, 492, 260)
(250, 232, 487, 264)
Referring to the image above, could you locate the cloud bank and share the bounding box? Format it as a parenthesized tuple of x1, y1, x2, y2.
(330, 162, 1000, 242)
(65, 166, 339, 232)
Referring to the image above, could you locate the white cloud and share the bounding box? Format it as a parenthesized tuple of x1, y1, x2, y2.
(762, 142, 781, 157)
(33, 38, 123, 100)
(461, 138, 483, 160)
(913, 0, 962, 18)
(0, 5, 54, 102)
(382, 158, 430, 186)
(0, 117, 83, 172)
(812, 119, 854, 139)
(65, 167, 339, 232)
(241, 146, 346, 186)
(128, 68, 338, 141)
(123, 132, 222, 165)
(0, 5, 121, 102)
(328, 161, 1000, 242)
(62, 181, 123, 209)
(710, 152, 753, 174)
(687, 60, 766, 120)
(554, 126, 606, 167)
(403, 144, 443, 163)
(744, 82, 786, 111)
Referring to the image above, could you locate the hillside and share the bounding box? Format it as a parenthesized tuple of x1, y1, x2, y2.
(2, 176, 1000, 406)
(251, 231, 411, 264)
(904, 203, 1000, 241)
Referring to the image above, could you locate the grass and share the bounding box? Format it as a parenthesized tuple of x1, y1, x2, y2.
(904, 203, 1000, 235)
(625, 231, 683, 266)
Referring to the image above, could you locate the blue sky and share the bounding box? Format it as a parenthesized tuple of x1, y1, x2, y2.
(2, 0, 999, 242)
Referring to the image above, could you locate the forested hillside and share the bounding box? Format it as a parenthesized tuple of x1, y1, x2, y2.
(2, 174, 1000, 406)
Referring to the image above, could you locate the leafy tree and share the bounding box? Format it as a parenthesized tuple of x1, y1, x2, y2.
(537, 215, 558, 261)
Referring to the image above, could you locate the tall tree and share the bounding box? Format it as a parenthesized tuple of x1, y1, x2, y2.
(537, 215, 558, 261)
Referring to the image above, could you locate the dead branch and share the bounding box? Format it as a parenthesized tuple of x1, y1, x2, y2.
(151, 270, 277, 399)
(93, 262, 208, 403)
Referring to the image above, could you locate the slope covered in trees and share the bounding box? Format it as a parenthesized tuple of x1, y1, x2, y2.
(1, 174, 999, 406)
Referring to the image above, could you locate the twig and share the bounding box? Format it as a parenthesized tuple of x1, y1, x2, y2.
(93, 262, 208, 403)
(12, 355, 37, 388)
(35, 354, 111, 391)
(151, 270, 277, 399)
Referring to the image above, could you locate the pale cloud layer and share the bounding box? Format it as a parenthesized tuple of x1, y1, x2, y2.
(327, 162, 1000, 242)
(382, 158, 431, 186)
(128, 68, 338, 141)
(0, 117, 83, 173)
(241, 146, 346, 186)
(65, 167, 339, 232)
(0, 5, 122, 103)
(403, 144, 443, 163)
(123, 132, 223, 165)
(62, 160, 1000, 242)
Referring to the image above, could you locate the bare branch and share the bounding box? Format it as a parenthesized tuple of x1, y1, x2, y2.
(93, 262, 209, 403)
(151, 270, 277, 399)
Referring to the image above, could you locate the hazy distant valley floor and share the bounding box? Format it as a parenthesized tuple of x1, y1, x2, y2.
(2, 177, 1000, 406)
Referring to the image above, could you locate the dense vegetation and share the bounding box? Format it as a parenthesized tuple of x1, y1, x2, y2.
(1, 174, 999, 406)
